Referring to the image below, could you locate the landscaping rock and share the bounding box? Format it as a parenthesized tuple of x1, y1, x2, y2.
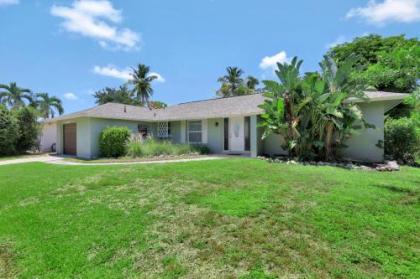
(376, 161, 400, 172)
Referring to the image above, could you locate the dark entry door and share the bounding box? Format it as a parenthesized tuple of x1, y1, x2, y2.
(63, 123, 77, 155)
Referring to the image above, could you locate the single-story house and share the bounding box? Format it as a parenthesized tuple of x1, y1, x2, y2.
(45, 91, 407, 161)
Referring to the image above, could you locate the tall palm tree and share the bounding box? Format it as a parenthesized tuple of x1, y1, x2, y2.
(35, 93, 64, 118)
(246, 76, 259, 90)
(217, 67, 244, 97)
(130, 64, 158, 106)
(0, 82, 33, 108)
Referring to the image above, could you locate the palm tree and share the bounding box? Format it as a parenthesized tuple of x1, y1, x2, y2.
(35, 93, 64, 118)
(217, 67, 244, 97)
(0, 82, 33, 108)
(246, 76, 259, 90)
(130, 64, 158, 106)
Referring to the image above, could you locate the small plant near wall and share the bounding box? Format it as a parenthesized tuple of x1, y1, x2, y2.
(99, 126, 131, 158)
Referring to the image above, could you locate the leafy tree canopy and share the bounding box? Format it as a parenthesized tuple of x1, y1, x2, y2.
(217, 67, 260, 97)
(93, 84, 167, 110)
(328, 34, 419, 93)
(148, 101, 167, 109)
(94, 85, 139, 106)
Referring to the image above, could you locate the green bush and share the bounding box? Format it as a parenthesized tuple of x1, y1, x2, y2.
(13, 107, 40, 153)
(0, 105, 19, 156)
(125, 138, 210, 158)
(191, 144, 210, 155)
(99, 126, 131, 157)
(384, 117, 419, 164)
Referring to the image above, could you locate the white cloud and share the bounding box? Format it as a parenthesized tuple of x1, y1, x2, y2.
(93, 65, 165, 83)
(149, 72, 166, 83)
(63, 92, 78, 100)
(346, 0, 420, 25)
(93, 65, 132, 80)
(259, 51, 290, 70)
(326, 35, 347, 49)
(0, 0, 19, 6)
(50, 0, 140, 50)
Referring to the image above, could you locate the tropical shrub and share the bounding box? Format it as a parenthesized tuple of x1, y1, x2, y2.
(99, 126, 131, 157)
(0, 105, 18, 155)
(385, 117, 419, 164)
(259, 56, 370, 161)
(13, 107, 40, 153)
(125, 138, 209, 158)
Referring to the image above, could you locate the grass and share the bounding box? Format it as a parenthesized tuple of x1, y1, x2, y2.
(0, 158, 419, 278)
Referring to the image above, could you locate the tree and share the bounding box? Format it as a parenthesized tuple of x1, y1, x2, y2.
(259, 57, 305, 157)
(317, 56, 367, 160)
(13, 107, 40, 153)
(0, 82, 33, 108)
(94, 85, 138, 105)
(328, 34, 419, 93)
(216, 67, 259, 97)
(130, 64, 158, 105)
(246, 76, 260, 90)
(0, 105, 18, 155)
(259, 56, 370, 161)
(148, 101, 167, 109)
(35, 93, 64, 118)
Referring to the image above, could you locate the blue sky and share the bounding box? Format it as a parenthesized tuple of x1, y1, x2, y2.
(1, 0, 419, 114)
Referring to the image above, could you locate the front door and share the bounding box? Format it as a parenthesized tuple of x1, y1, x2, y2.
(229, 116, 245, 152)
(63, 123, 77, 155)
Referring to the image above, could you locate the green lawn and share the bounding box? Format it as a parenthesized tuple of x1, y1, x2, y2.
(0, 159, 419, 278)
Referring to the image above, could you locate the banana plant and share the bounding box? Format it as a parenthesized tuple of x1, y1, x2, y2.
(259, 57, 307, 157)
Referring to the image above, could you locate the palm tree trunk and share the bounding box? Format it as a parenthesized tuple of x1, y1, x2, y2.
(284, 93, 295, 157)
(325, 122, 334, 161)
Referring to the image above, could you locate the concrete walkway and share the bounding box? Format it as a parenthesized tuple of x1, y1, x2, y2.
(0, 154, 222, 166)
(0, 155, 63, 166)
(48, 156, 222, 166)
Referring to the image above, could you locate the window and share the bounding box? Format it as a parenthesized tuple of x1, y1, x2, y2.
(157, 122, 169, 138)
(138, 124, 148, 138)
(188, 120, 202, 143)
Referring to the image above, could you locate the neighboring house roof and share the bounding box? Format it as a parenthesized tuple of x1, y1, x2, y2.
(47, 91, 408, 123)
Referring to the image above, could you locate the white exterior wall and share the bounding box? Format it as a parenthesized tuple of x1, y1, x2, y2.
(341, 102, 384, 162)
(40, 122, 57, 152)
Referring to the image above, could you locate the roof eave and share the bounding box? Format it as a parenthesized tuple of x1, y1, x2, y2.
(345, 94, 409, 104)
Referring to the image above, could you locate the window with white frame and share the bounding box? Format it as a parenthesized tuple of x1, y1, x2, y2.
(157, 122, 169, 138)
(188, 120, 202, 143)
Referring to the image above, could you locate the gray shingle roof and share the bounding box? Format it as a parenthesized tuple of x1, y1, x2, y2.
(48, 91, 408, 123)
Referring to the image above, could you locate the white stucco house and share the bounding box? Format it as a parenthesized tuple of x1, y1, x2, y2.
(44, 91, 407, 162)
